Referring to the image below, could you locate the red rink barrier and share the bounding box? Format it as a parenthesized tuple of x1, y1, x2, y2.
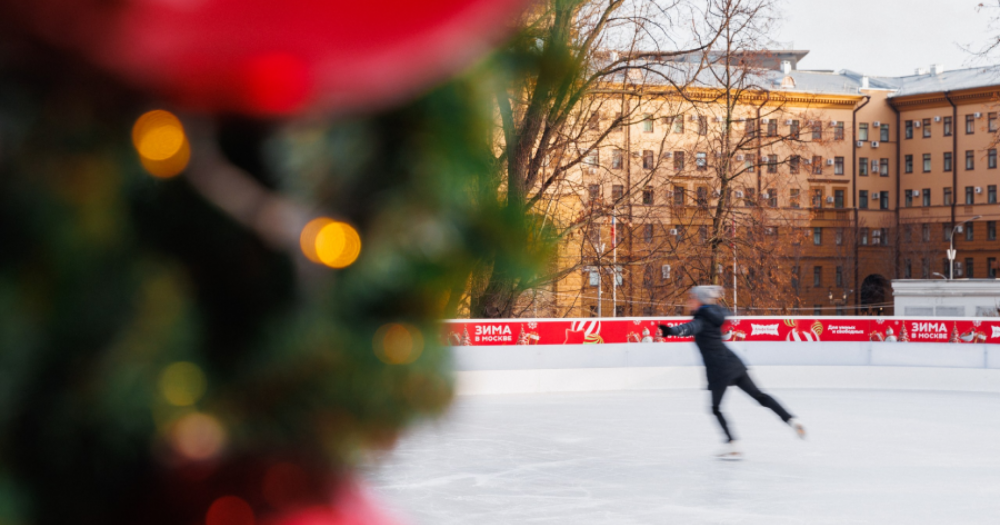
(441, 317, 1000, 346)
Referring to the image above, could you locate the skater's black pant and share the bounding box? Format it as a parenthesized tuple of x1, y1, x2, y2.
(710, 372, 793, 442)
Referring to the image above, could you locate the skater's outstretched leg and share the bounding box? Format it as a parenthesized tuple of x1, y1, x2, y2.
(733, 373, 792, 422)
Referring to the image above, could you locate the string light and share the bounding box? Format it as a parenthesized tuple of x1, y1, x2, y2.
(373, 323, 424, 365)
(170, 412, 226, 460)
(300, 218, 362, 269)
(159, 362, 206, 407)
(131, 110, 190, 178)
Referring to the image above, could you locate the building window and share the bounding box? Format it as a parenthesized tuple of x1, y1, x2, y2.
(966, 150, 975, 170)
(813, 227, 822, 245)
(812, 123, 823, 140)
(922, 118, 932, 138)
(674, 116, 685, 133)
(990, 149, 998, 169)
(990, 221, 997, 240)
(744, 188, 755, 207)
(836, 228, 844, 245)
(745, 154, 755, 173)
(923, 153, 931, 172)
(662, 264, 672, 280)
(584, 149, 599, 166)
(991, 112, 998, 132)
(904, 225, 913, 243)
(790, 188, 800, 208)
(836, 266, 844, 287)
(588, 112, 600, 130)
(642, 114, 654, 133)
(790, 155, 800, 174)
(834, 156, 844, 175)
(922, 188, 931, 206)
(834, 122, 845, 140)
(922, 258, 930, 278)
(880, 124, 890, 142)
(905, 120, 913, 139)
(944, 223, 953, 241)
(905, 190, 913, 208)
(767, 188, 778, 207)
(944, 187, 953, 206)
(768, 156, 778, 174)
(880, 158, 889, 177)
(814, 305, 822, 315)
(643, 224, 653, 242)
(696, 152, 707, 170)
(642, 306, 653, 316)
(812, 188, 822, 208)
(834, 189, 845, 208)
(813, 266, 822, 287)
(904, 155, 912, 173)
(745, 119, 756, 137)
(944, 116, 953, 136)
(812, 156, 823, 175)
(589, 270, 599, 287)
(859, 123, 869, 141)
(674, 151, 685, 170)
(967, 114, 975, 134)
(944, 152, 952, 172)
(922, 223, 931, 242)
(860, 156, 870, 176)
(859, 190, 868, 209)
(874, 228, 886, 246)
(696, 186, 708, 207)
(904, 259, 912, 279)
(589, 305, 598, 317)
(966, 221, 974, 241)
(990, 185, 997, 204)
(612, 184, 624, 201)
(767, 119, 778, 137)
(611, 149, 623, 169)
(698, 116, 707, 136)
(642, 186, 654, 205)
(642, 149, 654, 169)
(672, 186, 685, 206)
(966, 186, 975, 205)
(991, 258, 999, 278)
(966, 258, 975, 278)
(790, 120, 800, 139)
(589, 184, 601, 202)
(881, 191, 889, 209)
(860, 227, 869, 245)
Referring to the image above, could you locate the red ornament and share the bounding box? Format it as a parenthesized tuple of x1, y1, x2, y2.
(13, 0, 529, 115)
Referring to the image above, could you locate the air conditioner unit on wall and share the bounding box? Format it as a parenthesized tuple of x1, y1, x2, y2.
(803, 158, 812, 165)
(873, 121, 881, 127)
(914, 121, 922, 127)
(857, 141, 864, 148)
(935, 116, 942, 122)
(830, 120, 839, 126)
(912, 190, 921, 197)
(761, 117, 770, 123)
(826, 159, 835, 166)
(785, 119, 793, 125)
(975, 112, 983, 118)
(669, 228, 678, 236)
(663, 152, 672, 158)
(736, 154, 745, 161)
(826, 196, 835, 203)
(976, 186, 983, 194)
(761, 155, 769, 161)
(871, 141, 880, 148)
(715, 116, 724, 122)
(734, 190, 745, 198)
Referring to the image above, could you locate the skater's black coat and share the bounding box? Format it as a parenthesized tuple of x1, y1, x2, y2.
(659, 305, 747, 390)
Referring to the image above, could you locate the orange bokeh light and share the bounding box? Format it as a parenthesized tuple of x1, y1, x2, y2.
(170, 412, 227, 461)
(300, 218, 362, 269)
(373, 323, 424, 365)
(132, 109, 190, 178)
(206, 496, 255, 525)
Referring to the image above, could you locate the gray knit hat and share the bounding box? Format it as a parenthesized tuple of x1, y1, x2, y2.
(690, 285, 724, 305)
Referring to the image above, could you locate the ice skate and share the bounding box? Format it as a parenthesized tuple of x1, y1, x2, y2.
(789, 418, 806, 439)
(715, 440, 743, 461)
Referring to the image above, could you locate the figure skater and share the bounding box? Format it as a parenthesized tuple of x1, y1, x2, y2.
(659, 286, 805, 460)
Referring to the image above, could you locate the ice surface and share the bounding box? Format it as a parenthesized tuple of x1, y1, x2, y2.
(363, 388, 1000, 525)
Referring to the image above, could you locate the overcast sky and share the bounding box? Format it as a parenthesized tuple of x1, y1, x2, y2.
(775, 0, 996, 76)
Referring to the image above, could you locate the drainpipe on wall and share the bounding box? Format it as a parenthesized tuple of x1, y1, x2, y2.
(852, 95, 871, 314)
(945, 92, 958, 244)
(888, 99, 901, 290)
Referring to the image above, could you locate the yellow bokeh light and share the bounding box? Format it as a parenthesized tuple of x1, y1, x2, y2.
(132, 110, 190, 178)
(170, 412, 227, 461)
(159, 361, 207, 407)
(301, 218, 362, 268)
(374, 323, 424, 365)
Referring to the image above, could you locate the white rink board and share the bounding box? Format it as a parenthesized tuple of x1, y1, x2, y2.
(451, 342, 1000, 395)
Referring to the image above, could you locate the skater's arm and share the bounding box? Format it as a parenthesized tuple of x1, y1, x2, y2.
(659, 319, 706, 338)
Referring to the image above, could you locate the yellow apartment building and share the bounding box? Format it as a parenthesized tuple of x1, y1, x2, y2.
(537, 52, 1000, 318)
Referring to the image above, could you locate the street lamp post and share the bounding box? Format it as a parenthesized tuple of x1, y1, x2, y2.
(948, 215, 982, 279)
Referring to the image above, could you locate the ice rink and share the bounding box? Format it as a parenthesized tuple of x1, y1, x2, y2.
(364, 388, 1000, 525)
